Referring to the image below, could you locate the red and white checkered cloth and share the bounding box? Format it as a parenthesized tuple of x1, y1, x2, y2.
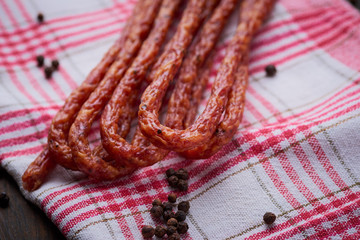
(1, 0, 360, 239)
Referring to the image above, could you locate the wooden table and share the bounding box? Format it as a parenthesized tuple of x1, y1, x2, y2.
(0, 167, 66, 240)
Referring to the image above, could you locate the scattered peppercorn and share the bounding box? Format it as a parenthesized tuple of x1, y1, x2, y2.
(51, 59, 59, 70)
(175, 210, 186, 222)
(141, 225, 155, 238)
(265, 64, 277, 77)
(150, 205, 163, 218)
(44, 66, 53, 79)
(175, 168, 189, 180)
(167, 217, 178, 228)
(166, 226, 177, 236)
(163, 210, 175, 221)
(152, 198, 162, 206)
(163, 201, 173, 211)
(0, 192, 9, 208)
(157, 129, 162, 134)
(177, 221, 189, 234)
(263, 212, 276, 225)
(177, 179, 188, 191)
(168, 232, 181, 240)
(168, 175, 179, 187)
(37, 13, 44, 23)
(154, 225, 166, 238)
(166, 168, 176, 178)
(36, 55, 44, 67)
(178, 201, 190, 213)
(168, 193, 177, 203)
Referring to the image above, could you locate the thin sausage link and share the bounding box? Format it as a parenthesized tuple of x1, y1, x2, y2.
(96, 0, 182, 172)
(181, 51, 249, 159)
(184, 53, 215, 129)
(101, 0, 213, 168)
(103, 0, 220, 168)
(21, 2, 141, 191)
(165, 0, 237, 130)
(47, 3, 141, 170)
(22, 147, 56, 191)
(138, 0, 276, 152)
(69, 0, 174, 180)
(130, 0, 219, 147)
(100, 0, 183, 167)
(145, 0, 220, 84)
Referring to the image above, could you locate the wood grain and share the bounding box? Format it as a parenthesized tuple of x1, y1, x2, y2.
(0, 167, 66, 240)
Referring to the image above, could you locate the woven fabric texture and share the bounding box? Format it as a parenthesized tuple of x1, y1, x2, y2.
(0, 0, 360, 239)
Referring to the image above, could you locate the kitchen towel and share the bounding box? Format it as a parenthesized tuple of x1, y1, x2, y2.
(0, 0, 360, 239)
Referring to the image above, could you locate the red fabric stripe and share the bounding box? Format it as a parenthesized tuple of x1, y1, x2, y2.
(271, 198, 360, 239)
(13, 0, 76, 99)
(247, 85, 284, 122)
(0, 27, 124, 67)
(251, 5, 349, 52)
(38, 101, 360, 216)
(253, 5, 338, 39)
(0, 2, 131, 38)
(249, 17, 360, 74)
(1, 1, 64, 102)
(306, 134, 353, 191)
(250, 10, 356, 64)
(0, 144, 43, 159)
(0, 114, 52, 135)
(0, 105, 59, 123)
(261, 79, 360, 129)
(247, 192, 360, 239)
(268, 90, 360, 130)
(0, 16, 127, 59)
(0, 128, 47, 148)
(3, 69, 38, 104)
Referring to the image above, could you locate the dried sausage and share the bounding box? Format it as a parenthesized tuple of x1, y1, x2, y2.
(181, 52, 249, 159)
(138, 0, 276, 152)
(69, 0, 174, 179)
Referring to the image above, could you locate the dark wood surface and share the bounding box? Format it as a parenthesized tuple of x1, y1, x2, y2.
(0, 167, 66, 240)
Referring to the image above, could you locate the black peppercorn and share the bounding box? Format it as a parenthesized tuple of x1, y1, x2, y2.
(36, 55, 44, 67)
(263, 212, 276, 225)
(141, 225, 155, 238)
(37, 13, 44, 23)
(178, 201, 190, 213)
(44, 66, 53, 79)
(167, 217, 178, 228)
(175, 210, 186, 222)
(168, 175, 179, 187)
(152, 198, 162, 206)
(177, 221, 189, 234)
(168, 193, 177, 203)
(51, 59, 59, 70)
(150, 205, 163, 218)
(0, 192, 9, 208)
(166, 226, 177, 236)
(265, 64, 277, 77)
(154, 225, 166, 238)
(168, 232, 181, 240)
(162, 202, 173, 211)
(166, 168, 176, 178)
(157, 129, 162, 134)
(175, 168, 189, 180)
(177, 179, 188, 191)
(163, 210, 175, 221)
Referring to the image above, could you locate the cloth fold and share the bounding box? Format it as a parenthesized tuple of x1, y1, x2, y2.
(0, 0, 359, 239)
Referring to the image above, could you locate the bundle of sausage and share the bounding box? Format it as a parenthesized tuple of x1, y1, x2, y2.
(22, 0, 276, 191)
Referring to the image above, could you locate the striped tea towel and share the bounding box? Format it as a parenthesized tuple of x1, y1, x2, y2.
(0, 0, 360, 239)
